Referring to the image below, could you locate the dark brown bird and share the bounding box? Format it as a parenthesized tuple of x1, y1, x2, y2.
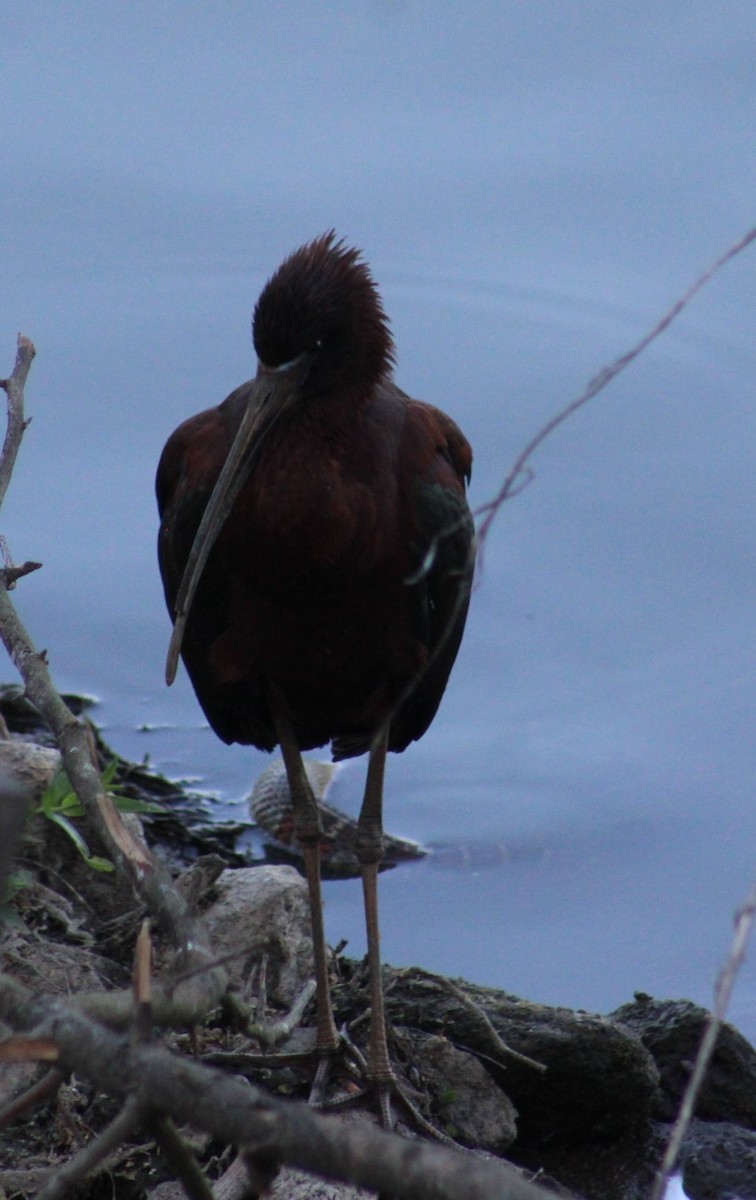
(157, 232, 474, 1118)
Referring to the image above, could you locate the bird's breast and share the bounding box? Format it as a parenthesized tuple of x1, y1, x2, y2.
(219, 421, 403, 587)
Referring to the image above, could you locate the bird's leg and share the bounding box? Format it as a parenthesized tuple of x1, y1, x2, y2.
(355, 724, 395, 1118)
(272, 707, 340, 1081)
(352, 738, 466, 1145)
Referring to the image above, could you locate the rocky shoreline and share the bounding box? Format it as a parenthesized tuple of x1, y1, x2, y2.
(1, 686, 755, 1200)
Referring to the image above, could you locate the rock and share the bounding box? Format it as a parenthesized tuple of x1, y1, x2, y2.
(371, 970, 661, 1146)
(399, 1029, 518, 1150)
(681, 1119, 756, 1200)
(611, 994, 756, 1127)
(203, 865, 313, 1006)
(0, 739, 60, 800)
(1, 922, 116, 995)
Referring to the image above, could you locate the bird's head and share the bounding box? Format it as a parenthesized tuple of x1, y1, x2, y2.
(252, 232, 395, 396)
(165, 235, 394, 683)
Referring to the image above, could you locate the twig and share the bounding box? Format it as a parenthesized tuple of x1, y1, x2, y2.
(224, 978, 318, 1048)
(408, 969, 546, 1073)
(382, 226, 756, 740)
(0, 534, 42, 589)
(0, 559, 42, 587)
(0, 1067, 63, 1129)
(0, 333, 35, 512)
(213, 1153, 270, 1200)
(649, 876, 756, 1200)
(0, 974, 551, 1200)
(475, 225, 756, 551)
(0, 336, 229, 1027)
(35, 1096, 143, 1200)
(131, 925, 219, 1200)
(149, 1114, 217, 1200)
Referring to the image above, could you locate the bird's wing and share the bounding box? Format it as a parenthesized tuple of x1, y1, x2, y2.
(396, 402, 474, 750)
(333, 395, 474, 758)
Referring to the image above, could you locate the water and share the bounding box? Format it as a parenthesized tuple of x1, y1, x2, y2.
(1, 3, 754, 1050)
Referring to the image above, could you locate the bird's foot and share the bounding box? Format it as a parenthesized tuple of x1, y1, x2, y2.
(313, 1031, 464, 1147)
(320, 1074, 464, 1147)
(307, 1045, 342, 1106)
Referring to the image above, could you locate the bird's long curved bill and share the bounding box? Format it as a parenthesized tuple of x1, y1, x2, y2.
(165, 373, 296, 685)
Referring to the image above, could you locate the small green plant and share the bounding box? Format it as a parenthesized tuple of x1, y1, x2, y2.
(37, 760, 164, 872)
(1, 866, 34, 925)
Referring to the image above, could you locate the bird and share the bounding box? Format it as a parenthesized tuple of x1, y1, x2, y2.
(156, 232, 474, 1122)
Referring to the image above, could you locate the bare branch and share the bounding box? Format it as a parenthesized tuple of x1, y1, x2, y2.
(0, 337, 230, 1028)
(407, 969, 546, 1073)
(0, 595, 228, 1024)
(35, 1097, 143, 1200)
(0, 1067, 63, 1130)
(0, 333, 35, 513)
(0, 559, 42, 587)
(149, 1114, 217, 1200)
(0, 536, 42, 588)
(475, 225, 756, 549)
(649, 875, 756, 1200)
(0, 975, 550, 1200)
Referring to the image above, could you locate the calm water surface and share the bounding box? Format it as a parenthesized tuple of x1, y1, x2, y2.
(2, 3, 754, 1043)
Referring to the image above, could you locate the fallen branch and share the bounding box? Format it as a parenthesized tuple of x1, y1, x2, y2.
(0, 975, 549, 1200)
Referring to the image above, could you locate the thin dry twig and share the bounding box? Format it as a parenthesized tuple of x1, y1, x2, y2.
(0, 333, 35, 512)
(0, 584, 229, 1017)
(149, 1114, 217, 1200)
(0, 1067, 63, 1130)
(385, 225, 756, 744)
(649, 876, 756, 1200)
(407, 969, 546, 1074)
(475, 224, 756, 550)
(223, 977, 318, 1049)
(35, 1097, 143, 1200)
(213, 1153, 268, 1200)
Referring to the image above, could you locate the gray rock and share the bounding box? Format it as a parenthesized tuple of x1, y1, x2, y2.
(0, 739, 60, 800)
(375, 971, 661, 1145)
(682, 1119, 756, 1200)
(203, 865, 314, 1006)
(611, 995, 756, 1128)
(400, 1029, 518, 1150)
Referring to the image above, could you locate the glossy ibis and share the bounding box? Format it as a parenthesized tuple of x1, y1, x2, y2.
(157, 233, 474, 1118)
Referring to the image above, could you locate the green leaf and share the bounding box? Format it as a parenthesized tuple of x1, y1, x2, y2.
(36, 761, 155, 874)
(84, 855, 116, 873)
(101, 759, 120, 789)
(38, 770, 70, 815)
(57, 792, 85, 816)
(3, 868, 33, 904)
(46, 811, 92, 855)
